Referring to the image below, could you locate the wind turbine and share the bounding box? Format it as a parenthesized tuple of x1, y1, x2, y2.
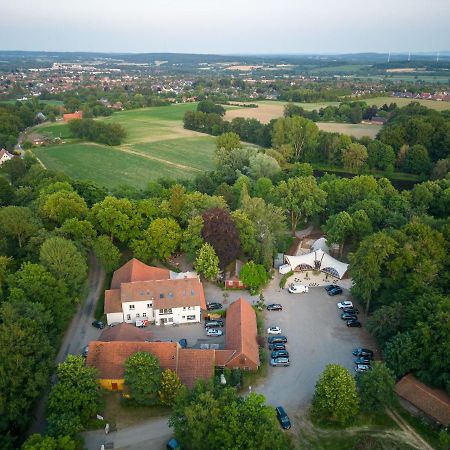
(408, 51, 411, 62)
(388, 51, 391, 63)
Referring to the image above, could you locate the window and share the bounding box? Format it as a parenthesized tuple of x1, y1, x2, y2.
(191, 289, 195, 296)
(182, 316, 185, 319)
(159, 293, 164, 299)
(168, 292, 174, 299)
(126, 314, 131, 320)
(139, 291, 144, 296)
(147, 303, 152, 308)
(129, 304, 135, 310)
(187, 315, 195, 320)
(142, 312, 147, 317)
(168, 318, 173, 322)
(159, 308, 172, 315)
(136, 313, 140, 318)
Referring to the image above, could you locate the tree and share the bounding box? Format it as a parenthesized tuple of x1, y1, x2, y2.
(384, 332, 419, 378)
(22, 434, 77, 450)
(431, 158, 450, 180)
(248, 153, 281, 179)
(231, 210, 257, 256)
(201, 208, 241, 269)
(367, 141, 396, 171)
(0, 206, 40, 248)
(0, 255, 12, 296)
(272, 116, 319, 161)
(181, 216, 204, 260)
(404, 144, 431, 174)
(324, 211, 353, 258)
(41, 190, 88, 225)
(56, 218, 97, 251)
(158, 369, 183, 407)
(194, 243, 220, 281)
(40, 236, 88, 292)
(93, 235, 121, 272)
(311, 364, 359, 424)
(124, 352, 161, 405)
(131, 218, 181, 262)
(276, 177, 327, 235)
(239, 261, 268, 295)
(341, 143, 368, 172)
(90, 196, 142, 243)
(47, 355, 101, 436)
(356, 361, 396, 413)
(216, 132, 242, 152)
(170, 383, 292, 450)
(0, 177, 14, 206)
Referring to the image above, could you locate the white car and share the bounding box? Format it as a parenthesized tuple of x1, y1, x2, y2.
(267, 326, 282, 335)
(337, 301, 353, 309)
(206, 328, 223, 337)
(288, 284, 309, 294)
(355, 364, 372, 373)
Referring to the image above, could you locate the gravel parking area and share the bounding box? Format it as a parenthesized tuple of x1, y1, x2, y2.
(255, 277, 377, 412)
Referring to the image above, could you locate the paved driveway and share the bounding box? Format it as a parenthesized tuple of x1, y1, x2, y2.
(255, 276, 377, 413)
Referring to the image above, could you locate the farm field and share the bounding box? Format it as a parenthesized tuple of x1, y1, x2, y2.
(32, 103, 217, 188)
(316, 122, 381, 138)
(361, 96, 450, 111)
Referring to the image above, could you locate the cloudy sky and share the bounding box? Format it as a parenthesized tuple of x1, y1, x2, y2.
(1, 0, 449, 54)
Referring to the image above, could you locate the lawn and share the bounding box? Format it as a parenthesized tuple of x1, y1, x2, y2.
(32, 103, 217, 188)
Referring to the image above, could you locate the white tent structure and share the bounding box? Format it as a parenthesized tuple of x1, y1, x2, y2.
(284, 249, 349, 280)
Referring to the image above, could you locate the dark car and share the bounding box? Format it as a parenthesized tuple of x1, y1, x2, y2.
(91, 320, 105, 329)
(352, 348, 374, 357)
(206, 302, 223, 311)
(328, 286, 343, 296)
(271, 349, 289, 359)
(341, 312, 358, 320)
(167, 438, 181, 450)
(347, 319, 362, 328)
(354, 356, 372, 365)
(205, 320, 224, 328)
(275, 406, 292, 430)
(269, 343, 286, 351)
(268, 335, 288, 344)
(178, 339, 187, 349)
(267, 303, 283, 311)
(324, 284, 339, 292)
(342, 307, 360, 314)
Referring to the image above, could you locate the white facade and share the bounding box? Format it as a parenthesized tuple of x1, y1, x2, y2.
(107, 301, 202, 326)
(0, 150, 13, 165)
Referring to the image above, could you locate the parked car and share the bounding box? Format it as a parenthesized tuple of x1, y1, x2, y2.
(337, 300, 353, 309)
(91, 320, 105, 329)
(328, 286, 343, 296)
(341, 312, 358, 320)
(271, 349, 289, 359)
(346, 319, 362, 328)
(178, 338, 187, 349)
(206, 328, 223, 337)
(324, 284, 339, 292)
(205, 320, 224, 328)
(82, 345, 89, 357)
(355, 364, 372, 373)
(267, 326, 282, 335)
(275, 406, 292, 430)
(267, 303, 283, 311)
(342, 307, 359, 314)
(352, 348, 374, 357)
(108, 322, 120, 328)
(269, 343, 286, 351)
(166, 438, 181, 450)
(288, 284, 309, 294)
(268, 335, 288, 344)
(270, 357, 290, 367)
(354, 356, 372, 365)
(206, 302, 223, 311)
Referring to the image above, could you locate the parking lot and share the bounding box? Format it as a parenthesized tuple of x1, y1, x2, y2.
(255, 277, 377, 412)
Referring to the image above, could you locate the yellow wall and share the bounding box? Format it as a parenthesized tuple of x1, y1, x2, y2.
(99, 378, 125, 391)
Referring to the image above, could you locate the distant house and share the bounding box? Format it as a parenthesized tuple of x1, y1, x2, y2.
(35, 112, 47, 122)
(395, 374, 450, 426)
(0, 149, 14, 165)
(225, 259, 246, 289)
(370, 116, 387, 125)
(63, 110, 83, 122)
(104, 258, 206, 326)
(86, 297, 259, 391)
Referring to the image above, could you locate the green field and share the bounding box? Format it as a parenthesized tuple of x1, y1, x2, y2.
(32, 103, 217, 189)
(362, 96, 450, 111)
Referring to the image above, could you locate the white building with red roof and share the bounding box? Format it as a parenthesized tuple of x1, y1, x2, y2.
(104, 259, 206, 326)
(0, 149, 14, 166)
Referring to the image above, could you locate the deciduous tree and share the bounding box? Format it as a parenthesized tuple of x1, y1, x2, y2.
(0, 206, 40, 248)
(41, 190, 88, 225)
(239, 261, 268, 295)
(93, 235, 121, 272)
(194, 243, 220, 281)
(158, 369, 183, 406)
(341, 143, 368, 172)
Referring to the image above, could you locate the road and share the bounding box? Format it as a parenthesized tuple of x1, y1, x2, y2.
(28, 253, 105, 435)
(83, 417, 172, 450)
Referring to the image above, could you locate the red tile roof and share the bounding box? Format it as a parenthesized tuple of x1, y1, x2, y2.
(98, 323, 152, 342)
(104, 289, 122, 313)
(214, 349, 236, 366)
(86, 341, 178, 379)
(395, 374, 450, 426)
(225, 297, 260, 369)
(177, 349, 215, 388)
(111, 259, 171, 289)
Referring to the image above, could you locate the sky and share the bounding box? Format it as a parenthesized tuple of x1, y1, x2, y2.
(1, 0, 449, 54)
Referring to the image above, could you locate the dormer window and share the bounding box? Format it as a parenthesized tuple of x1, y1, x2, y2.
(160, 293, 164, 299)
(168, 292, 174, 299)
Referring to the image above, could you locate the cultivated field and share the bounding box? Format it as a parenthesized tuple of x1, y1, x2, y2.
(32, 103, 217, 189)
(316, 122, 381, 138)
(362, 96, 450, 111)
